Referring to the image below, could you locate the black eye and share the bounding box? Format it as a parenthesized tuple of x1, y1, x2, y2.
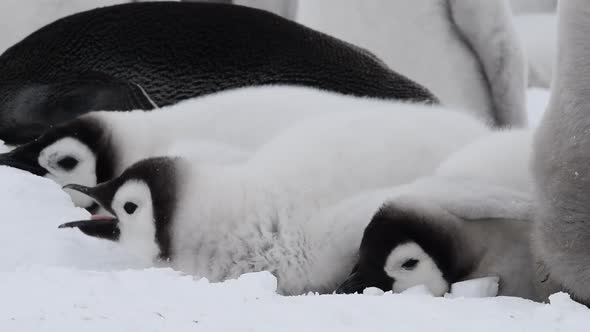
(401, 259, 419, 270)
(57, 156, 79, 170)
(124, 202, 138, 215)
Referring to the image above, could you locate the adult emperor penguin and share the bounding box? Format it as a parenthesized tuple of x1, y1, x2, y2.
(333, 178, 539, 300)
(57, 108, 489, 294)
(532, 0, 590, 305)
(296, 0, 527, 127)
(0, 2, 435, 145)
(0, 86, 485, 210)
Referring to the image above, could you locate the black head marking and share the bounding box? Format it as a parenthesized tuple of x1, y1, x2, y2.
(64, 157, 180, 259)
(117, 157, 179, 260)
(0, 115, 117, 191)
(337, 204, 467, 294)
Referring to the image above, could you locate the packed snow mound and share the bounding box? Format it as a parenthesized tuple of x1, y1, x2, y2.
(0, 166, 146, 271)
(0, 268, 588, 331)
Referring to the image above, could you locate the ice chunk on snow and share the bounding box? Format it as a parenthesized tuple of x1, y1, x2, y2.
(401, 284, 434, 296)
(232, 271, 278, 297)
(449, 277, 500, 298)
(363, 287, 385, 296)
(548, 292, 589, 312)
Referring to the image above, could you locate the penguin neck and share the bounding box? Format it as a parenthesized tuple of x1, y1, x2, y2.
(103, 109, 214, 177)
(532, 0, 590, 302)
(99, 111, 151, 177)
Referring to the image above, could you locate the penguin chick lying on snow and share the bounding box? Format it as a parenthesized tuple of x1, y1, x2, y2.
(332, 177, 540, 300)
(57, 107, 488, 294)
(0, 85, 488, 211)
(326, 126, 539, 299)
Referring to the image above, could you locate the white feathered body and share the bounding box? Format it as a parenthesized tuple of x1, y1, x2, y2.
(435, 129, 534, 193)
(91, 86, 368, 174)
(166, 107, 489, 294)
(296, 0, 526, 127)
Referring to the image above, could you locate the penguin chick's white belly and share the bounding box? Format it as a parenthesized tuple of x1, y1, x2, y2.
(169, 106, 490, 295)
(296, 0, 516, 125)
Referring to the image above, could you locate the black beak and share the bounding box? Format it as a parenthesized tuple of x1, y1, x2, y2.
(63, 183, 95, 197)
(62, 183, 114, 214)
(0, 152, 47, 176)
(335, 269, 394, 294)
(60, 183, 119, 241)
(58, 217, 120, 241)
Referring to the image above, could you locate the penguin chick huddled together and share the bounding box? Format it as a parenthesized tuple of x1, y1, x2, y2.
(0, 86, 488, 212)
(332, 177, 540, 300)
(57, 107, 489, 295)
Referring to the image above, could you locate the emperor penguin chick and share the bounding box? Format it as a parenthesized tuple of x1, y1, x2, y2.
(0, 86, 487, 211)
(58, 107, 488, 294)
(334, 178, 539, 300)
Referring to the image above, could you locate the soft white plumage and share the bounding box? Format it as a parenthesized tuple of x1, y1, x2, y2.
(296, 0, 527, 127)
(73, 104, 489, 295)
(435, 129, 534, 193)
(320, 176, 538, 299)
(12, 85, 446, 209)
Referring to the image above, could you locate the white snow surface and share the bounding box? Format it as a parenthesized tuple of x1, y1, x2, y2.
(1, 89, 589, 330)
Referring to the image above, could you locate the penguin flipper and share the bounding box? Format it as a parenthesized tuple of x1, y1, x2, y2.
(0, 71, 157, 145)
(391, 176, 534, 222)
(448, 0, 528, 128)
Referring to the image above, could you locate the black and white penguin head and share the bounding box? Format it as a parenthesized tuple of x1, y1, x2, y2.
(58, 157, 179, 261)
(0, 115, 115, 210)
(336, 204, 465, 296)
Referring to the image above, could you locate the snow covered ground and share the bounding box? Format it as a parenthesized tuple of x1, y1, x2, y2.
(1, 88, 588, 331)
(0, 1, 584, 330)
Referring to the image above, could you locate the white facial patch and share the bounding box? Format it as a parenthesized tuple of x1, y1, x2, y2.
(112, 180, 159, 263)
(384, 242, 448, 296)
(38, 137, 97, 208)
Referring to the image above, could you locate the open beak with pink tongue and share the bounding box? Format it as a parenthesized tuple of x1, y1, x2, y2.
(58, 184, 120, 241)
